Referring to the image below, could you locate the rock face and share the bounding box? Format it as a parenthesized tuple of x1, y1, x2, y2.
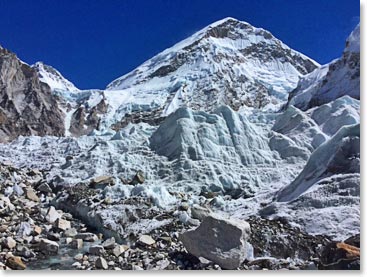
(0, 45, 65, 142)
(287, 24, 360, 110)
(179, 215, 251, 269)
(319, 240, 360, 270)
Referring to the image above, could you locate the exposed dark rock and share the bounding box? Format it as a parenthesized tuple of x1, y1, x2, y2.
(318, 240, 360, 270)
(0, 46, 65, 142)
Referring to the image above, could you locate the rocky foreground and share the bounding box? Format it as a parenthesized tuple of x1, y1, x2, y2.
(0, 162, 360, 270)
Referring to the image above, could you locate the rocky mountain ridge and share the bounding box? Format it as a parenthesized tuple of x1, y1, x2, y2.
(0, 45, 64, 142)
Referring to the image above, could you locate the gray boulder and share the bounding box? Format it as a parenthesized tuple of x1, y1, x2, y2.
(180, 214, 251, 269)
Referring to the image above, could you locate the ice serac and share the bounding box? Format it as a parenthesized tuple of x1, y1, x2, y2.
(150, 105, 275, 166)
(277, 123, 360, 202)
(0, 46, 65, 142)
(307, 96, 359, 136)
(106, 17, 318, 122)
(32, 62, 80, 92)
(270, 105, 328, 159)
(287, 24, 360, 110)
(258, 123, 360, 240)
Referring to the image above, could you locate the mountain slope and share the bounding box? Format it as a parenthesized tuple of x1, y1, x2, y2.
(0, 45, 65, 142)
(103, 17, 318, 128)
(32, 61, 80, 92)
(287, 24, 360, 110)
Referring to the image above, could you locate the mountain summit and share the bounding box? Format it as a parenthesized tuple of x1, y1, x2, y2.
(106, 17, 319, 116)
(32, 61, 80, 92)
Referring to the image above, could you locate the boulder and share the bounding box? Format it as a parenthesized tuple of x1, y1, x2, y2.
(138, 235, 156, 246)
(190, 205, 211, 221)
(95, 257, 108, 270)
(71, 239, 83, 249)
(54, 218, 71, 231)
(24, 188, 39, 202)
(33, 225, 42, 235)
(39, 239, 59, 254)
(179, 214, 251, 269)
(6, 256, 26, 270)
(17, 222, 32, 237)
(129, 171, 145, 185)
(75, 232, 99, 242)
(3, 237, 17, 249)
(112, 245, 129, 257)
(319, 241, 360, 270)
(64, 228, 78, 237)
(45, 206, 61, 223)
(89, 245, 105, 255)
(90, 176, 114, 189)
(37, 182, 52, 193)
(102, 237, 115, 249)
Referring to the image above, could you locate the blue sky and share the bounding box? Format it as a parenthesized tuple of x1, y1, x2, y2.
(0, 0, 359, 89)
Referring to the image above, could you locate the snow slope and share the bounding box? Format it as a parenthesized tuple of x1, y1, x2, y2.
(46, 18, 321, 135)
(105, 18, 318, 118)
(287, 24, 360, 110)
(32, 62, 80, 92)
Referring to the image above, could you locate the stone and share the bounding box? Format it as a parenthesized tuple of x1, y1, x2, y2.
(179, 203, 190, 211)
(190, 205, 212, 221)
(71, 239, 83, 249)
(17, 245, 36, 259)
(74, 253, 84, 261)
(17, 222, 32, 237)
(24, 187, 39, 202)
(0, 225, 8, 232)
(344, 234, 360, 248)
(47, 232, 60, 241)
(90, 176, 114, 189)
(138, 235, 156, 246)
(62, 213, 73, 221)
(33, 225, 42, 235)
(37, 183, 52, 193)
(155, 259, 170, 270)
(3, 237, 17, 249)
(6, 256, 26, 270)
(64, 228, 78, 237)
(102, 237, 115, 249)
(65, 237, 73, 244)
(75, 232, 98, 242)
(72, 262, 82, 268)
(112, 245, 129, 257)
(39, 238, 59, 254)
(95, 257, 108, 270)
(132, 265, 144, 270)
(319, 241, 360, 270)
(130, 170, 145, 185)
(179, 214, 251, 269)
(54, 218, 71, 231)
(45, 206, 61, 223)
(89, 245, 105, 255)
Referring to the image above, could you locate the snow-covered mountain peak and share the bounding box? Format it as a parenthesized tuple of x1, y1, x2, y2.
(287, 23, 360, 111)
(32, 61, 80, 92)
(105, 18, 319, 118)
(345, 23, 360, 54)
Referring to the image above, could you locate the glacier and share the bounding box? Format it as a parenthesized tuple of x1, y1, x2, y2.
(0, 18, 360, 256)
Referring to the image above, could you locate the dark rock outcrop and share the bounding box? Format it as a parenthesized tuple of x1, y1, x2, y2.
(0, 45, 64, 142)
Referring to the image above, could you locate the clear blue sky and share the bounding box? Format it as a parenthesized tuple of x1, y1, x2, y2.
(0, 0, 359, 89)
